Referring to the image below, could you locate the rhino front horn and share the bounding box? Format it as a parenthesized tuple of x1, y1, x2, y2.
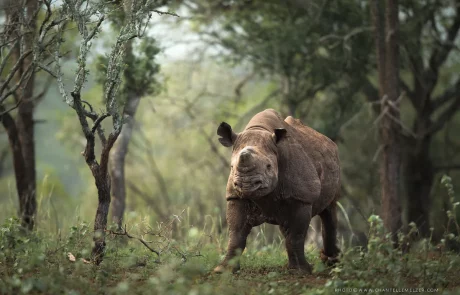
(239, 149, 252, 164)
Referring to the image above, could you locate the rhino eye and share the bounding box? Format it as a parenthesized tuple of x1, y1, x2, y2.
(267, 164, 271, 169)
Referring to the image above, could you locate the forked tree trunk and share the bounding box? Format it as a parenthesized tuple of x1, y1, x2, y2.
(73, 95, 121, 265)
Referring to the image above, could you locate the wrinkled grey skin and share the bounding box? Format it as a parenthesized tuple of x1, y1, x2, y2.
(214, 109, 341, 274)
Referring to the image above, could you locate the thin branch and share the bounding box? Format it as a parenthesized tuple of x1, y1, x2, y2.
(91, 113, 111, 134)
(37, 63, 58, 78)
(428, 96, 460, 135)
(234, 70, 255, 103)
(0, 40, 19, 76)
(0, 100, 21, 116)
(0, 50, 33, 99)
(107, 225, 160, 257)
(81, 100, 94, 113)
(0, 65, 34, 104)
(432, 77, 460, 110)
(151, 9, 179, 17)
(425, 4, 460, 92)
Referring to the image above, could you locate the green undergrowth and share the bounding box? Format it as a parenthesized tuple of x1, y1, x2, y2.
(2, 176, 460, 294)
(2, 217, 460, 295)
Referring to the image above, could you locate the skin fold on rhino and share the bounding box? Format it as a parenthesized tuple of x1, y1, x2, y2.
(214, 109, 341, 274)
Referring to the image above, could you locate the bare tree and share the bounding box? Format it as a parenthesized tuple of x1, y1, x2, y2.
(47, 0, 177, 264)
(0, 0, 61, 230)
(371, 0, 402, 238)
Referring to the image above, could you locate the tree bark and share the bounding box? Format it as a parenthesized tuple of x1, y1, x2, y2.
(91, 166, 112, 265)
(405, 136, 433, 236)
(108, 0, 145, 230)
(2, 0, 38, 230)
(110, 90, 141, 229)
(404, 101, 434, 237)
(0, 110, 31, 225)
(372, 0, 402, 237)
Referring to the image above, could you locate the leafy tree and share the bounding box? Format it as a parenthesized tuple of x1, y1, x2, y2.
(44, 0, 175, 264)
(183, 0, 372, 123)
(185, 0, 460, 237)
(95, 1, 162, 230)
(396, 0, 460, 236)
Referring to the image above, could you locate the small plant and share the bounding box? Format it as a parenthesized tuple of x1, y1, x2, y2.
(317, 175, 460, 294)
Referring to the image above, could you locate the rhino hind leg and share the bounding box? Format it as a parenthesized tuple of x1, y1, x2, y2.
(214, 200, 262, 273)
(279, 204, 312, 274)
(319, 200, 340, 265)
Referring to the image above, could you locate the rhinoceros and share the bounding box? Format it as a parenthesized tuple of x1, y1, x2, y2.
(214, 109, 341, 274)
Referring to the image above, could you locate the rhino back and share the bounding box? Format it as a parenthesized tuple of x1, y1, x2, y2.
(244, 109, 287, 131)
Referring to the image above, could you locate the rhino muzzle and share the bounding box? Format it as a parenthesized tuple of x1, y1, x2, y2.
(233, 175, 264, 196)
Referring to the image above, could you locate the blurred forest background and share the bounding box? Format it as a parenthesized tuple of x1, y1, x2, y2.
(1, 0, 460, 252)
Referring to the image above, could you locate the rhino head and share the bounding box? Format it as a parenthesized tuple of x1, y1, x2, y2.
(217, 122, 287, 199)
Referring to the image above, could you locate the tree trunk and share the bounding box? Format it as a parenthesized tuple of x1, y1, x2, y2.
(406, 147, 433, 237)
(16, 104, 36, 230)
(16, 0, 38, 229)
(0, 110, 31, 226)
(108, 20, 143, 229)
(91, 166, 112, 265)
(372, 0, 402, 237)
(2, 0, 38, 230)
(110, 92, 141, 229)
(405, 128, 433, 237)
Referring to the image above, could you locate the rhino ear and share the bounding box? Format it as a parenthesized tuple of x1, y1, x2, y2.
(273, 128, 287, 144)
(217, 122, 237, 147)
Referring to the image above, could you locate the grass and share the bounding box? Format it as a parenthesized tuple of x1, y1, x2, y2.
(2, 215, 460, 295)
(1, 175, 460, 294)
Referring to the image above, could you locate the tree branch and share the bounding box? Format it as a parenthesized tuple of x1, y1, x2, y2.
(107, 225, 160, 257)
(425, 4, 460, 93)
(91, 113, 111, 134)
(0, 50, 33, 101)
(432, 77, 460, 110)
(428, 96, 460, 135)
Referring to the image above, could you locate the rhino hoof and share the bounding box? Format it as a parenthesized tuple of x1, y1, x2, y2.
(213, 265, 226, 274)
(213, 264, 240, 274)
(320, 250, 339, 266)
(287, 264, 312, 275)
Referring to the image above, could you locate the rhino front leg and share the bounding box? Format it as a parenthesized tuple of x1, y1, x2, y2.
(214, 199, 253, 273)
(280, 203, 312, 274)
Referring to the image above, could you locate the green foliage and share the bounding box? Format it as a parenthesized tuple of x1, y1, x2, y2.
(0, 176, 459, 294)
(95, 36, 162, 101)
(316, 215, 458, 294)
(2, 210, 460, 294)
(187, 0, 372, 119)
(314, 177, 460, 294)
